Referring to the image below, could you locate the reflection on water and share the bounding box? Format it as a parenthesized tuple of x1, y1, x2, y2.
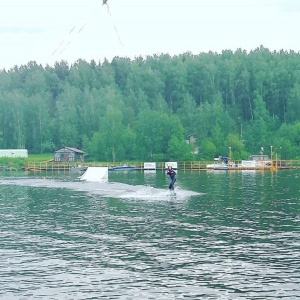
(0, 170, 300, 299)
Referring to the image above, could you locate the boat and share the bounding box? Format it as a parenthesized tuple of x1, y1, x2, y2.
(70, 165, 88, 172)
(206, 153, 272, 171)
(240, 155, 272, 169)
(206, 156, 232, 170)
(108, 165, 137, 171)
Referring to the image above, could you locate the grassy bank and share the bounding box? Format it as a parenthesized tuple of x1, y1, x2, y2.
(0, 153, 53, 170)
(26, 154, 53, 163)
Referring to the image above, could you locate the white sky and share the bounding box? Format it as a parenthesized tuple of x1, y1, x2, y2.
(1, 0, 300, 70)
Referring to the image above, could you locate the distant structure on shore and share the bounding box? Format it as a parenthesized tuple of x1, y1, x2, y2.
(0, 149, 28, 158)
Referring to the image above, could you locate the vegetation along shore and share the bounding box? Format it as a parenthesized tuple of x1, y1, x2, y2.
(1, 47, 300, 162)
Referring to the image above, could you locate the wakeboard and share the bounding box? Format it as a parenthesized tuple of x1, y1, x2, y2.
(169, 190, 176, 196)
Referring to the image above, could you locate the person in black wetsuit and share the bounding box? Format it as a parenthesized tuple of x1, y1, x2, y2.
(167, 166, 176, 191)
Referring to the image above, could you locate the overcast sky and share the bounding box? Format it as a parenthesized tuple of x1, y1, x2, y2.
(1, 0, 300, 70)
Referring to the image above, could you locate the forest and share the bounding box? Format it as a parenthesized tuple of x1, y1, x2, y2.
(1, 46, 300, 162)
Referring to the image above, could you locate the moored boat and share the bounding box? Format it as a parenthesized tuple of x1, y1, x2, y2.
(206, 156, 230, 170)
(108, 165, 137, 171)
(240, 154, 272, 169)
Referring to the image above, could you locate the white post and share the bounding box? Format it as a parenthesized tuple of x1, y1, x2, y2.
(271, 145, 273, 167)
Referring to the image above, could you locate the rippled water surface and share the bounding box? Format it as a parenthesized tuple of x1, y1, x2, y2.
(0, 170, 300, 299)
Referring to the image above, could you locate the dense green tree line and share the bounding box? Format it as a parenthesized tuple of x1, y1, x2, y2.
(1, 46, 300, 161)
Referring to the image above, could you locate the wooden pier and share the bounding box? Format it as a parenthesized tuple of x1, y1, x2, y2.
(24, 160, 300, 173)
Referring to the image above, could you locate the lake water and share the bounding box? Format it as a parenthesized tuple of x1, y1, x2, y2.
(0, 169, 300, 299)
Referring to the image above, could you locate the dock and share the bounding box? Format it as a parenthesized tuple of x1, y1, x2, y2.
(23, 160, 300, 173)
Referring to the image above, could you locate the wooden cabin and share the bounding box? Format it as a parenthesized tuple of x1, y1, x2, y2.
(54, 147, 84, 162)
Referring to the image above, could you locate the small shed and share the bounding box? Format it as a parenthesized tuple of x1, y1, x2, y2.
(54, 147, 84, 162)
(186, 133, 197, 145)
(186, 133, 199, 155)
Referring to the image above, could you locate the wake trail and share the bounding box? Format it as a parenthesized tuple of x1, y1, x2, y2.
(0, 178, 202, 201)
